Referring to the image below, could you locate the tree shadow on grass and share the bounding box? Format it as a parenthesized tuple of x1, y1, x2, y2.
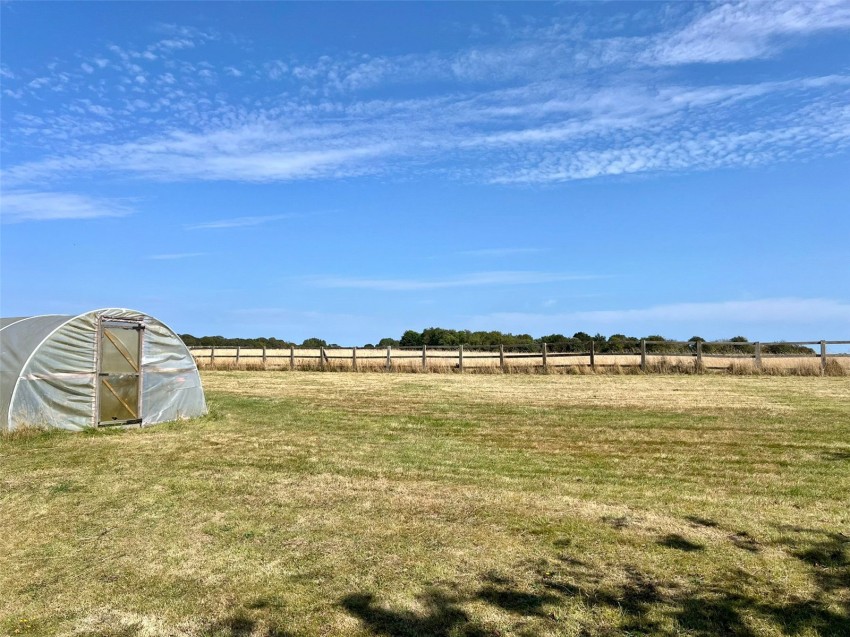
(554, 564, 669, 634)
(657, 533, 704, 552)
(476, 571, 560, 618)
(68, 611, 296, 637)
(341, 526, 849, 636)
(340, 589, 496, 637)
(728, 531, 762, 553)
(773, 526, 850, 603)
(202, 612, 295, 637)
(684, 515, 719, 528)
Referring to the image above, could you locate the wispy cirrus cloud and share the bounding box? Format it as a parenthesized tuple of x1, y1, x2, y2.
(227, 308, 369, 337)
(0, 190, 132, 223)
(2, 3, 850, 190)
(456, 247, 546, 257)
(305, 271, 602, 291)
(256, 1, 850, 89)
(486, 114, 850, 184)
(4, 127, 398, 185)
(461, 75, 850, 149)
(230, 307, 359, 321)
(476, 298, 850, 332)
(5, 74, 849, 188)
(185, 214, 297, 229)
(647, 0, 850, 65)
(146, 252, 206, 260)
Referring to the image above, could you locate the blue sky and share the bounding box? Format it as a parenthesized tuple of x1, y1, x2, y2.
(1, 1, 849, 344)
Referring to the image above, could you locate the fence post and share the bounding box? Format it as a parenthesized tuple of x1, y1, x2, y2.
(235, 346, 240, 367)
(542, 342, 548, 372)
(290, 346, 295, 371)
(821, 341, 827, 373)
(352, 346, 357, 371)
(210, 346, 215, 367)
(386, 345, 392, 371)
(590, 340, 595, 370)
(499, 344, 505, 372)
(640, 339, 647, 372)
(696, 340, 703, 372)
(262, 345, 267, 370)
(422, 344, 427, 370)
(320, 346, 325, 370)
(459, 344, 464, 373)
(754, 342, 762, 371)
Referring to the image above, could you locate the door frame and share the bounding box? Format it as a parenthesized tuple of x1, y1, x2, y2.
(95, 316, 145, 427)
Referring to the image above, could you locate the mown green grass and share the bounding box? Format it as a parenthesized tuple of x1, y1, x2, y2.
(1, 372, 848, 636)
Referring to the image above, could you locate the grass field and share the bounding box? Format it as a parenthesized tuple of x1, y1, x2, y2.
(2, 372, 849, 636)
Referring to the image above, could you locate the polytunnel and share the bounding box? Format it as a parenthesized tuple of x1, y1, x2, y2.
(0, 308, 206, 432)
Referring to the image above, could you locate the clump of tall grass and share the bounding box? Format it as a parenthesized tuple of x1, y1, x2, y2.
(824, 358, 848, 376)
(196, 360, 267, 371)
(760, 359, 846, 377)
(197, 356, 849, 376)
(0, 424, 57, 442)
(645, 356, 700, 375)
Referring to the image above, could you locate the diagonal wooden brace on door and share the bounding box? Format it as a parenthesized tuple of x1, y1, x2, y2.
(104, 330, 140, 372)
(101, 378, 138, 419)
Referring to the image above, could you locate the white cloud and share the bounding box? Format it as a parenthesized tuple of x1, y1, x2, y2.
(185, 214, 295, 229)
(462, 75, 850, 150)
(479, 298, 850, 331)
(649, 0, 850, 65)
(583, 298, 850, 323)
(87, 103, 110, 116)
(107, 43, 129, 61)
(0, 190, 132, 223)
(305, 271, 601, 291)
(146, 252, 206, 260)
(231, 308, 358, 320)
(155, 38, 195, 51)
(486, 112, 850, 184)
(153, 22, 219, 43)
(457, 247, 546, 257)
(2, 7, 850, 190)
(6, 72, 849, 188)
(5, 121, 400, 185)
(227, 308, 367, 339)
(255, 2, 850, 93)
(265, 60, 288, 80)
(27, 77, 50, 89)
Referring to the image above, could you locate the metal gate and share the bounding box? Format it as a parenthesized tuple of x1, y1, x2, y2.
(97, 317, 144, 426)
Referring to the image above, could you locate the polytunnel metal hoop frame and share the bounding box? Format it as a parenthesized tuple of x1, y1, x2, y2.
(4, 315, 75, 432)
(2, 308, 207, 432)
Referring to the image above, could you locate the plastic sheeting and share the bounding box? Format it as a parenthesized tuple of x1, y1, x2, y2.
(0, 308, 206, 431)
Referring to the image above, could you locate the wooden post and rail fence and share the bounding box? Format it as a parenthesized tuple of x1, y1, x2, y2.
(189, 340, 849, 374)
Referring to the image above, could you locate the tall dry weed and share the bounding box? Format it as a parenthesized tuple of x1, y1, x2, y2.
(197, 356, 848, 377)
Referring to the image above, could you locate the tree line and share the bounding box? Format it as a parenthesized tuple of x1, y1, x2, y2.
(180, 330, 814, 354)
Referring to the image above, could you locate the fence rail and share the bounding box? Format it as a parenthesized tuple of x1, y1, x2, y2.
(189, 340, 850, 374)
